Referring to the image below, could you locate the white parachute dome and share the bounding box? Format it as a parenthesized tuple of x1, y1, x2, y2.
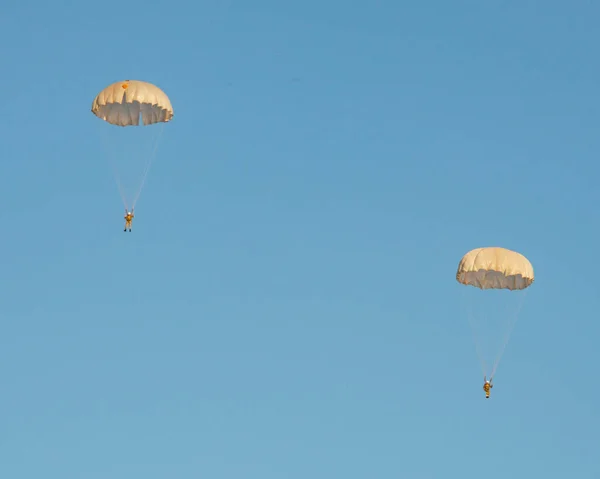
(456, 247, 534, 291)
(91, 80, 174, 127)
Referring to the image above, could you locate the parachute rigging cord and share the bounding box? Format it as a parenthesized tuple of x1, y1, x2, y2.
(463, 288, 529, 380)
(132, 124, 164, 210)
(98, 125, 130, 210)
(463, 291, 487, 378)
(490, 290, 528, 378)
(96, 119, 165, 211)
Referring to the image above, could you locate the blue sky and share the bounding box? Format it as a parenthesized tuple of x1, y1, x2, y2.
(1, 1, 599, 477)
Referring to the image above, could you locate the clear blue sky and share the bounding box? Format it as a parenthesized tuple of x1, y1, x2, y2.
(1, 1, 598, 478)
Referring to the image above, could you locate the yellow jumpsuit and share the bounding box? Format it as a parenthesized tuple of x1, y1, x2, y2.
(124, 212, 134, 232)
(483, 381, 492, 399)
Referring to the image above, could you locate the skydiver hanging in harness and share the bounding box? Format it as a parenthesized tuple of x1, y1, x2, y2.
(483, 376, 493, 399)
(124, 209, 134, 232)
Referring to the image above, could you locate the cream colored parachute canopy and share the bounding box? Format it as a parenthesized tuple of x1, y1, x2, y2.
(456, 247, 534, 291)
(91, 80, 174, 127)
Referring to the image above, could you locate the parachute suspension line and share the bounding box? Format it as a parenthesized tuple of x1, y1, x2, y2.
(111, 159, 129, 210)
(131, 123, 164, 210)
(98, 124, 129, 210)
(490, 290, 528, 378)
(468, 310, 487, 378)
(462, 289, 487, 378)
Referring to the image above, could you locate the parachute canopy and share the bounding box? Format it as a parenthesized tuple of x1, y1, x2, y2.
(456, 247, 534, 291)
(91, 80, 174, 127)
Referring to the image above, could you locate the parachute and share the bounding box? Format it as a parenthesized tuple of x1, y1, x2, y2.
(456, 247, 534, 379)
(91, 80, 174, 210)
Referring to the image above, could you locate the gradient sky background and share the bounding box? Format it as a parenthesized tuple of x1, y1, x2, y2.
(1, 1, 599, 478)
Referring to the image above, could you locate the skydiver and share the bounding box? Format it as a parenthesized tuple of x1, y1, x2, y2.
(483, 376, 493, 399)
(124, 209, 134, 232)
